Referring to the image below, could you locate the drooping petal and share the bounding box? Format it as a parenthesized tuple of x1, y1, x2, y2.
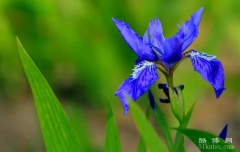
(115, 61, 158, 114)
(116, 94, 129, 115)
(115, 61, 159, 114)
(179, 7, 204, 51)
(112, 17, 156, 60)
(189, 50, 226, 98)
(161, 32, 184, 64)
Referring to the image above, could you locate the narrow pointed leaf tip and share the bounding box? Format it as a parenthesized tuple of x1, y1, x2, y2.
(104, 102, 122, 152)
(130, 101, 167, 152)
(17, 38, 83, 152)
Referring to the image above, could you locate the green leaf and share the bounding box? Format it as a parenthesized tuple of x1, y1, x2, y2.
(137, 105, 150, 152)
(104, 102, 122, 152)
(176, 87, 185, 116)
(169, 88, 183, 123)
(173, 102, 196, 151)
(177, 139, 186, 152)
(153, 104, 174, 152)
(17, 37, 83, 152)
(130, 101, 167, 152)
(175, 128, 238, 152)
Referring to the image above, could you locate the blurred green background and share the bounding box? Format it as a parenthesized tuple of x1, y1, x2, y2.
(0, 0, 240, 151)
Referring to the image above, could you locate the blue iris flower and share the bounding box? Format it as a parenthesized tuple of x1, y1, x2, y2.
(113, 7, 226, 115)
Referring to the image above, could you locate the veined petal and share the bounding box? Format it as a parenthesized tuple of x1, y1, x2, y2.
(112, 17, 156, 60)
(179, 7, 204, 51)
(189, 50, 226, 98)
(115, 61, 159, 114)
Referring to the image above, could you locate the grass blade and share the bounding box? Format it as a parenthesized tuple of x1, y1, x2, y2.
(130, 101, 167, 152)
(173, 102, 196, 151)
(137, 105, 150, 152)
(17, 37, 83, 152)
(104, 102, 122, 152)
(153, 104, 174, 152)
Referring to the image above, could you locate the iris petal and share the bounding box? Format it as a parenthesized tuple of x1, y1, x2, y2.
(112, 17, 156, 60)
(154, 18, 165, 50)
(144, 18, 165, 55)
(115, 61, 159, 114)
(179, 7, 204, 51)
(190, 50, 226, 98)
(161, 33, 184, 64)
(116, 94, 129, 115)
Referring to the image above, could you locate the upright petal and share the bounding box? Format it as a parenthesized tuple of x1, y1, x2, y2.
(161, 32, 184, 64)
(148, 19, 155, 35)
(154, 18, 165, 50)
(115, 61, 159, 114)
(179, 7, 204, 51)
(189, 50, 226, 98)
(144, 18, 165, 55)
(112, 17, 156, 60)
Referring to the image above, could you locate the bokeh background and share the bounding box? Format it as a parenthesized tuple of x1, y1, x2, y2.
(0, 0, 239, 151)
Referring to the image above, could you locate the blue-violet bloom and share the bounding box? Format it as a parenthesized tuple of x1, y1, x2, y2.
(113, 7, 226, 115)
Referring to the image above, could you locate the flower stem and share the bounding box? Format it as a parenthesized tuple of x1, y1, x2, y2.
(166, 73, 174, 90)
(165, 73, 183, 123)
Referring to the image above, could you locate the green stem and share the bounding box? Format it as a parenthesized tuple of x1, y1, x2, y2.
(165, 74, 183, 123)
(165, 73, 174, 89)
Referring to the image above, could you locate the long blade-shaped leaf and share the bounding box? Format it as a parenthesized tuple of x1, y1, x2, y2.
(17, 37, 83, 152)
(176, 128, 238, 152)
(153, 104, 174, 152)
(173, 102, 196, 151)
(104, 102, 122, 152)
(147, 90, 173, 151)
(137, 105, 150, 152)
(130, 101, 167, 152)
